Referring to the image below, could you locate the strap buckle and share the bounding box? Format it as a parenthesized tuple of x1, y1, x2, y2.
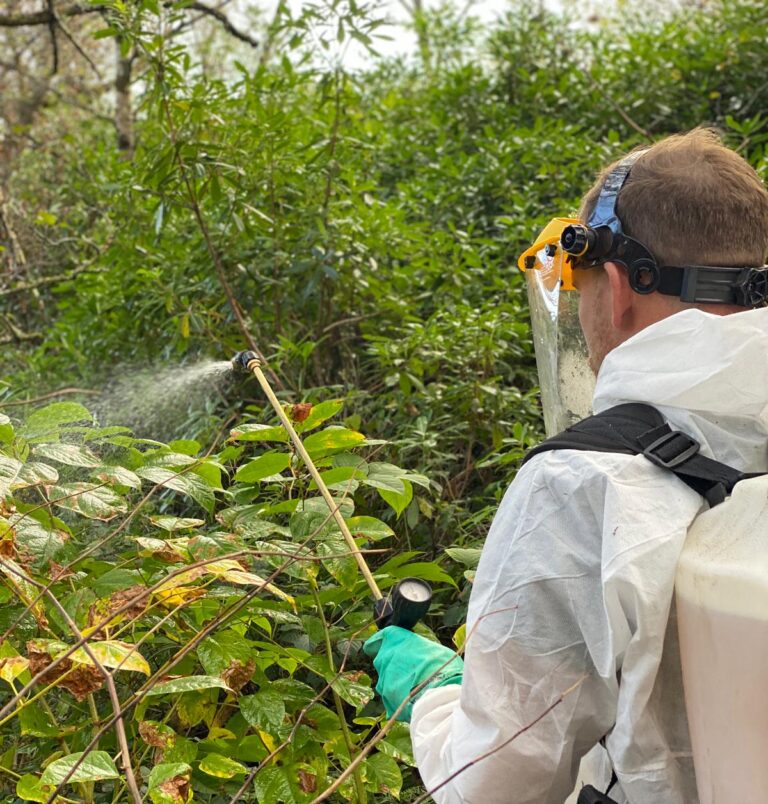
(643, 430, 700, 469)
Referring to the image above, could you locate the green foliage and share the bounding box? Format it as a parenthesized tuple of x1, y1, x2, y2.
(2, 0, 768, 798)
(0, 400, 435, 801)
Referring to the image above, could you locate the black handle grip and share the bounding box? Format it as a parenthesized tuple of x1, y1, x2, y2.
(374, 578, 432, 630)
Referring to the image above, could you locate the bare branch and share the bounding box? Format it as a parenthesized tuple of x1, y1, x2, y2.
(0, 4, 99, 27)
(46, 0, 59, 75)
(185, 2, 259, 48)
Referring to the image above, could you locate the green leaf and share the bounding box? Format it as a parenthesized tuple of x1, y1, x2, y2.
(365, 753, 402, 798)
(376, 722, 416, 766)
(229, 424, 289, 442)
(11, 515, 68, 564)
(146, 675, 232, 696)
(0, 413, 14, 444)
(307, 465, 361, 491)
(150, 515, 206, 532)
(296, 399, 344, 431)
(303, 427, 365, 459)
(230, 735, 267, 764)
(240, 690, 286, 731)
(18, 702, 57, 737)
(16, 774, 55, 803)
(24, 402, 91, 435)
(331, 671, 373, 710)
(169, 439, 201, 456)
(191, 461, 222, 489)
(252, 766, 300, 804)
(378, 478, 413, 517)
(48, 483, 127, 520)
(316, 536, 358, 589)
(444, 547, 482, 568)
(345, 516, 394, 541)
(34, 443, 100, 468)
(93, 465, 142, 489)
(199, 753, 247, 778)
(235, 452, 290, 483)
(197, 631, 255, 676)
(40, 751, 119, 786)
(89, 568, 144, 596)
(363, 462, 407, 493)
(137, 467, 215, 513)
(388, 561, 457, 588)
(14, 461, 59, 488)
(0, 454, 22, 495)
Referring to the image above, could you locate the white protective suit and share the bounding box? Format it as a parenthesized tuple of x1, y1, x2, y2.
(410, 306, 768, 804)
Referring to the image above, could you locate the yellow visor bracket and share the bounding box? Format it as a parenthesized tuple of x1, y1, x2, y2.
(517, 217, 580, 291)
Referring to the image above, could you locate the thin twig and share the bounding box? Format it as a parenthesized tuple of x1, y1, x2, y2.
(412, 675, 588, 803)
(0, 388, 100, 407)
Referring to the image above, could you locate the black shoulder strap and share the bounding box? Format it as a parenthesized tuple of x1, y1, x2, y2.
(523, 403, 755, 507)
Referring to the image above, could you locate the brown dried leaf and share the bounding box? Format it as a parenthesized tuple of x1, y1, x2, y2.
(290, 403, 313, 423)
(298, 769, 317, 793)
(60, 664, 103, 701)
(0, 530, 16, 558)
(158, 775, 191, 803)
(88, 585, 148, 629)
(139, 721, 175, 749)
(27, 642, 69, 687)
(221, 659, 255, 693)
(26, 641, 103, 701)
(106, 585, 148, 621)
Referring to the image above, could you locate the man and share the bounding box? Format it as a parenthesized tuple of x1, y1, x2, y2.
(364, 129, 768, 803)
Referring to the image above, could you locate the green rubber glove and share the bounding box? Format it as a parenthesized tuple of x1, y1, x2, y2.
(363, 625, 464, 723)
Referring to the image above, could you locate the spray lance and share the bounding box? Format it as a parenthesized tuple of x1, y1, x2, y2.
(231, 350, 432, 631)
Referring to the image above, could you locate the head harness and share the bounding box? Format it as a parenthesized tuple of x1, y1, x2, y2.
(560, 151, 768, 307)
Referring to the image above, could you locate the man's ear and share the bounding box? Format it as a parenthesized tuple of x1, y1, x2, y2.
(604, 261, 634, 330)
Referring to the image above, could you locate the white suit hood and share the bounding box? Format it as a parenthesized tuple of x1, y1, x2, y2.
(595, 307, 768, 469)
(410, 307, 768, 804)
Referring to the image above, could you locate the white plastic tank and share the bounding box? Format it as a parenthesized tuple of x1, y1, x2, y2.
(675, 475, 768, 803)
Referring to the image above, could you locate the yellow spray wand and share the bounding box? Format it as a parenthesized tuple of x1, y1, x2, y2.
(232, 350, 431, 629)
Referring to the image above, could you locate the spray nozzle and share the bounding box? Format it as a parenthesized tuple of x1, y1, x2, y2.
(231, 350, 259, 372)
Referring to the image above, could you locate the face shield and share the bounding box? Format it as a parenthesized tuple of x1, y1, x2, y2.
(518, 218, 596, 437)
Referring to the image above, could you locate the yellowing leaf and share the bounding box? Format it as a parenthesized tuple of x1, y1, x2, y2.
(453, 623, 467, 651)
(0, 656, 29, 684)
(66, 641, 150, 675)
(258, 729, 278, 755)
(303, 427, 365, 459)
(154, 586, 206, 608)
(199, 753, 246, 778)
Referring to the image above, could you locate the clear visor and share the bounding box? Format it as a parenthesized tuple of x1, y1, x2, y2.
(519, 219, 595, 436)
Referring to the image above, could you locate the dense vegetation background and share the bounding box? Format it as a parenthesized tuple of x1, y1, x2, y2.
(0, 0, 767, 800)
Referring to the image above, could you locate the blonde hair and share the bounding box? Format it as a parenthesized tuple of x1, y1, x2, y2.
(579, 129, 768, 267)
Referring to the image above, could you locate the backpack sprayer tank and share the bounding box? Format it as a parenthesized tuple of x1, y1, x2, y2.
(676, 475, 768, 802)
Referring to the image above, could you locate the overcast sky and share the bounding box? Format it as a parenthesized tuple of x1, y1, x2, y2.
(253, 0, 565, 69)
